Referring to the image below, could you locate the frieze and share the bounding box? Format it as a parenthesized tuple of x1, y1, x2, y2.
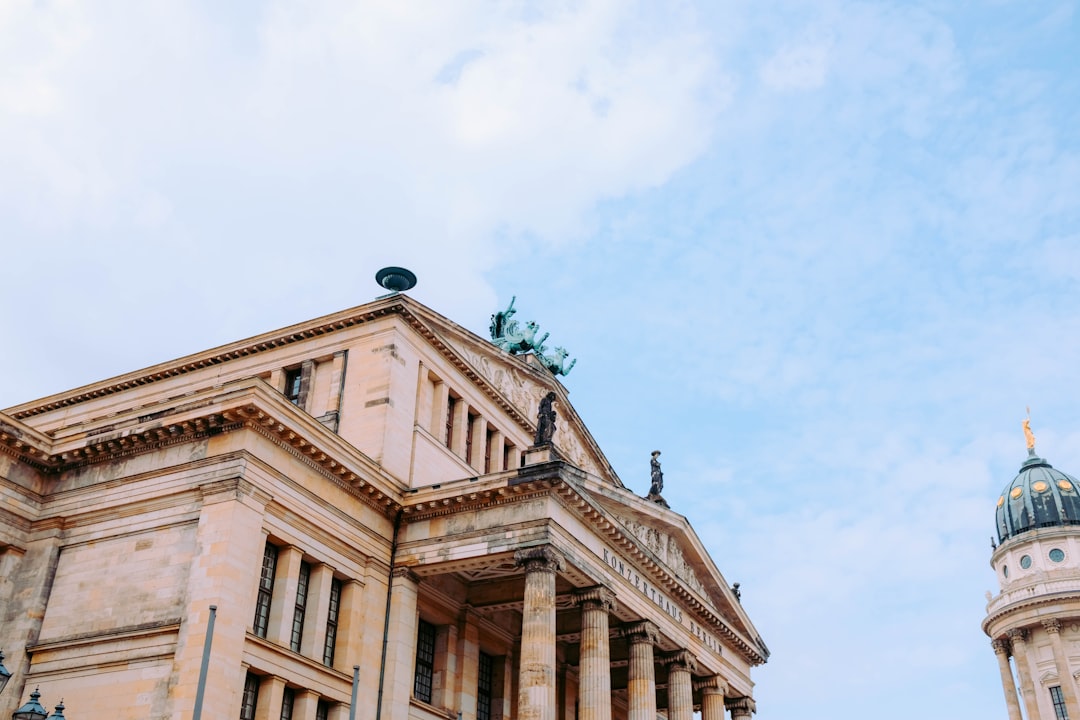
(613, 517, 713, 608)
(601, 547, 723, 658)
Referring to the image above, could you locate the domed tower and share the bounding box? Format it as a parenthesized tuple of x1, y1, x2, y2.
(985, 422, 1080, 720)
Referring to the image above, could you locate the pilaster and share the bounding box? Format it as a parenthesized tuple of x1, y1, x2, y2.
(1043, 619, 1080, 719)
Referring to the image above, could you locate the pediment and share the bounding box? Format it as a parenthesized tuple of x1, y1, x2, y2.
(404, 301, 622, 487)
(582, 481, 764, 649)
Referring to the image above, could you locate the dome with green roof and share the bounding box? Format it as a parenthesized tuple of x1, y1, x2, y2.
(996, 450, 1080, 542)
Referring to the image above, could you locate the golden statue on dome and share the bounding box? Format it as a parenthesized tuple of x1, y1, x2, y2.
(1023, 409, 1036, 451)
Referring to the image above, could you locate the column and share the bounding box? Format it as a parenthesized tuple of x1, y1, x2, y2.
(381, 568, 421, 720)
(662, 650, 697, 720)
(696, 678, 728, 720)
(515, 546, 564, 720)
(455, 609, 482, 720)
(254, 676, 286, 720)
(303, 563, 336, 658)
(1043, 619, 1080, 718)
(725, 697, 756, 720)
(294, 689, 320, 720)
(334, 579, 365, 673)
(269, 546, 304, 646)
(623, 621, 659, 720)
(992, 638, 1023, 720)
(1007, 628, 1040, 720)
(574, 587, 616, 720)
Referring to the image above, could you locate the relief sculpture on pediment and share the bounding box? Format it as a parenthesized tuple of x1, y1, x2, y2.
(616, 517, 715, 608)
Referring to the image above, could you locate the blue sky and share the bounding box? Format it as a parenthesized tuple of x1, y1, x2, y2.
(2, 2, 1079, 718)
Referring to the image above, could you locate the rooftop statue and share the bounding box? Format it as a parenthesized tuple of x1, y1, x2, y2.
(490, 296, 518, 342)
(535, 391, 557, 445)
(646, 450, 669, 508)
(539, 346, 577, 377)
(1023, 416, 1036, 451)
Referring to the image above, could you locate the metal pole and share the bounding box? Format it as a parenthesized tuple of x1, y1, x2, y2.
(192, 605, 217, 720)
(349, 665, 360, 720)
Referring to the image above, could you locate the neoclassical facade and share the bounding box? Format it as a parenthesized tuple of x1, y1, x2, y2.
(985, 435, 1080, 720)
(0, 292, 768, 720)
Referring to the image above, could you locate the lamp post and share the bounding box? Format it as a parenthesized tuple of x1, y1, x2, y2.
(11, 687, 47, 720)
(0, 650, 11, 695)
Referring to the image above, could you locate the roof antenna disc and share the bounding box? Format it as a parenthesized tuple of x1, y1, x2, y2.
(375, 267, 417, 293)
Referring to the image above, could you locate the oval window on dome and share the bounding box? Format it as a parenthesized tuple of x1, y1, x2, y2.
(1003, 565, 1009, 577)
(1020, 555, 1032, 569)
(1011, 487, 1023, 499)
(1050, 548, 1065, 563)
(997, 496, 1005, 507)
(1033, 481, 1050, 493)
(1059, 480, 1074, 492)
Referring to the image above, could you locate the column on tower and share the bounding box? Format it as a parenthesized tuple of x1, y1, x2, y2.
(1043, 619, 1080, 719)
(991, 638, 1023, 720)
(1007, 628, 1041, 720)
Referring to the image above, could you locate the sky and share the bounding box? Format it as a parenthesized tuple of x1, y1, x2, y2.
(2, 1, 1079, 718)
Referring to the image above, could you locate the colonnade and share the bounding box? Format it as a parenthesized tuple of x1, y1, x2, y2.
(512, 547, 754, 720)
(992, 620, 1080, 720)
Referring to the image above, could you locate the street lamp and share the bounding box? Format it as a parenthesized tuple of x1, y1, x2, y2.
(0, 650, 11, 695)
(11, 687, 47, 720)
(46, 701, 65, 720)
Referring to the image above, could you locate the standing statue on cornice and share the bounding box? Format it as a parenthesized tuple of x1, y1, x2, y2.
(646, 450, 670, 508)
(535, 392, 557, 445)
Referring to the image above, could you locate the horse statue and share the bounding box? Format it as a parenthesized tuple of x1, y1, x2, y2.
(539, 346, 576, 376)
(495, 321, 549, 355)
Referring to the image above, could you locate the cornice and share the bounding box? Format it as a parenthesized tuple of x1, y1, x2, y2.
(6, 298, 410, 420)
(6, 379, 406, 517)
(401, 460, 767, 666)
(983, 591, 1080, 634)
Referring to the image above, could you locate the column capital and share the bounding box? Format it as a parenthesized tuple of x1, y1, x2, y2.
(391, 566, 421, 584)
(515, 546, 564, 574)
(662, 649, 698, 674)
(622, 621, 660, 646)
(1007, 627, 1029, 643)
(573, 586, 617, 612)
(992, 637, 1012, 656)
(1043, 618, 1063, 634)
(725, 697, 756, 715)
(694, 676, 729, 696)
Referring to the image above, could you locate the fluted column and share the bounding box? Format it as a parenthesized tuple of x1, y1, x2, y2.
(574, 587, 616, 720)
(1043, 619, 1080, 718)
(663, 650, 697, 720)
(515, 546, 564, 720)
(726, 696, 756, 720)
(696, 678, 728, 720)
(992, 638, 1023, 720)
(1007, 628, 1040, 720)
(623, 622, 659, 720)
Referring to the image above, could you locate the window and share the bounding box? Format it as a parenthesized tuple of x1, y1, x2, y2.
(1051, 686, 1070, 720)
(291, 561, 312, 652)
(254, 543, 278, 638)
(503, 443, 511, 471)
(465, 413, 477, 464)
(445, 397, 457, 449)
(316, 700, 330, 720)
(414, 619, 436, 703)
(285, 368, 303, 405)
(240, 673, 259, 720)
(485, 428, 495, 473)
(324, 578, 342, 666)
(477, 652, 494, 720)
(280, 688, 295, 720)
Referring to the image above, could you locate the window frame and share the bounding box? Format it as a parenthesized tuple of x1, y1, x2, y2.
(253, 543, 278, 638)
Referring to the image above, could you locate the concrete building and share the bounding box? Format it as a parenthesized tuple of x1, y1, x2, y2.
(0, 290, 768, 720)
(985, 431, 1080, 720)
